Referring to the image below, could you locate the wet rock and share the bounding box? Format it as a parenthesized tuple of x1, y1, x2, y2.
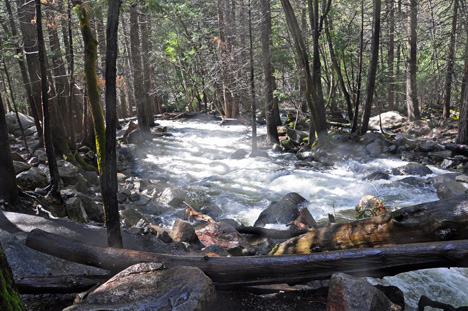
(399, 162, 433, 176)
(365, 141, 383, 156)
(64, 264, 216, 311)
(455, 174, 468, 183)
(254, 193, 307, 227)
(355, 194, 386, 219)
(286, 127, 308, 145)
(13, 161, 31, 174)
(16, 166, 48, 190)
(429, 150, 453, 162)
(158, 188, 185, 208)
(195, 221, 256, 256)
(280, 139, 294, 152)
(289, 207, 317, 229)
(231, 149, 248, 159)
(121, 207, 149, 227)
(250, 150, 269, 158)
(436, 178, 467, 200)
(399, 177, 425, 187)
(65, 197, 89, 223)
(327, 273, 393, 311)
(171, 219, 200, 244)
(365, 171, 390, 181)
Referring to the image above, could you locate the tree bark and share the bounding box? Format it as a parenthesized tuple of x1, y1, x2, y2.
(273, 195, 468, 255)
(26, 228, 468, 287)
(103, 0, 123, 249)
(406, 0, 421, 121)
(0, 94, 18, 205)
(35, 0, 61, 198)
(442, 0, 458, 119)
(248, 0, 257, 153)
(359, 0, 381, 135)
(458, 75, 468, 144)
(260, 0, 279, 145)
(351, 0, 364, 133)
(387, 0, 395, 111)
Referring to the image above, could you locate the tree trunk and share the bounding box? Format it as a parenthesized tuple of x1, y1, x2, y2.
(406, 0, 421, 120)
(359, 0, 382, 135)
(26, 228, 468, 287)
(248, 0, 257, 153)
(102, 0, 123, 249)
(260, 0, 279, 145)
(75, 2, 106, 175)
(280, 0, 327, 145)
(0, 243, 26, 310)
(442, 0, 458, 119)
(387, 0, 395, 111)
(273, 195, 468, 255)
(140, 13, 155, 126)
(35, 0, 61, 198)
(129, 5, 151, 137)
(0, 94, 18, 205)
(458, 73, 468, 144)
(351, 0, 364, 133)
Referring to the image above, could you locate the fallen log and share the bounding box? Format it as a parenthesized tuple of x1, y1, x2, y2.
(273, 195, 468, 255)
(15, 275, 108, 294)
(26, 229, 468, 287)
(237, 226, 308, 239)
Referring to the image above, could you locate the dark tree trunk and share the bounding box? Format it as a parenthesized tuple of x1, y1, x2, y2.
(387, 0, 395, 111)
(0, 243, 25, 310)
(406, 0, 421, 121)
(359, 0, 381, 135)
(260, 0, 279, 145)
(35, 0, 60, 197)
(129, 5, 151, 137)
(140, 13, 155, 126)
(442, 0, 458, 119)
(0, 94, 19, 205)
(248, 0, 257, 153)
(458, 76, 468, 144)
(351, 0, 364, 133)
(103, 0, 123, 249)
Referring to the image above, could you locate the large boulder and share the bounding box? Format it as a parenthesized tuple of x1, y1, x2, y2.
(436, 178, 467, 200)
(64, 264, 216, 311)
(327, 273, 393, 311)
(13, 161, 31, 174)
(16, 167, 48, 190)
(5, 112, 36, 135)
(158, 188, 186, 208)
(286, 127, 308, 145)
(254, 193, 307, 227)
(368, 111, 406, 131)
(398, 162, 433, 176)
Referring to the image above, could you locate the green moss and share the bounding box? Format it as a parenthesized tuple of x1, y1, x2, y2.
(75, 4, 106, 176)
(0, 247, 26, 311)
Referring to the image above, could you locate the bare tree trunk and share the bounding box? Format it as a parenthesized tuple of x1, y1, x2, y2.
(103, 0, 123, 249)
(387, 0, 395, 111)
(442, 0, 458, 119)
(260, 0, 279, 144)
(406, 0, 421, 120)
(359, 0, 382, 135)
(0, 244, 25, 310)
(248, 0, 257, 153)
(140, 13, 155, 126)
(351, 0, 364, 133)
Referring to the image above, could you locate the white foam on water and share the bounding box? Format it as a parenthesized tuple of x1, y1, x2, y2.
(137, 119, 466, 307)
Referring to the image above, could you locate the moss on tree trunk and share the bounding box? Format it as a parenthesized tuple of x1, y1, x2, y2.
(74, 4, 106, 175)
(0, 244, 25, 311)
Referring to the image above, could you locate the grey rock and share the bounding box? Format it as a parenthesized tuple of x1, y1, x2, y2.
(5, 112, 36, 134)
(13, 161, 31, 174)
(127, 129, 144, 145)
(16, 166, 48, 190)
(327, 273, 392, 311)
(254, 192, 306, 227)
(171, 219, 200, 244)
(365, 141, 383, 156)
(231, 149, 248, 159)
(437, 179, 467, 200)
(365, 171, 390, 181)
(158, 188, 185, 208)
(66, 197, 89, 223)
(121, 207, 149, 228)
(286, 127, 308, 145)
(368, 111, 406, 130)
(399, 162, 433, 176)
(64, 264, 216, 311)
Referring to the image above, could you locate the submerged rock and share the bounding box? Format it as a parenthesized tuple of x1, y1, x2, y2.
(231, 149, 248, 159)
(254, 192, 307, 227)
(64, 264, 216, 311)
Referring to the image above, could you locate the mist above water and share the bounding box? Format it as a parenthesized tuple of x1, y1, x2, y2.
(134, 119, 468, 310)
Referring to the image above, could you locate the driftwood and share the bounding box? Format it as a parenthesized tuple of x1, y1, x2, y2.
(273, 195, 468, 255)
(184, 201, 215, 223)
(15, 275, 108, 294)
(26, 229, 468, 287)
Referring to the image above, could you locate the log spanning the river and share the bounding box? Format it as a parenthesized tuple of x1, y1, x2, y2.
(273, 195, 468, 255)
(26, 229, 468, 287)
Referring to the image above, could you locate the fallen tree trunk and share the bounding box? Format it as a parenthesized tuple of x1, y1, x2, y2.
(273, 195, 468, 255)
(26, 229, 468, 287)
(237, 226, 308, 239)
(15, 275, 108, 294)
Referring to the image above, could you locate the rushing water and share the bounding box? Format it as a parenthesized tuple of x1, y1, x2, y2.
(134, 118, 468, 310)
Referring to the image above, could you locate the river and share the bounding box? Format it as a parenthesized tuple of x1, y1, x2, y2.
(133, 118, 468, 310)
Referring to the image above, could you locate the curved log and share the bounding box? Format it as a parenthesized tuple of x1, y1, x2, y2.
(26, 229, 468, 287)
(273, 195, 468, 255)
